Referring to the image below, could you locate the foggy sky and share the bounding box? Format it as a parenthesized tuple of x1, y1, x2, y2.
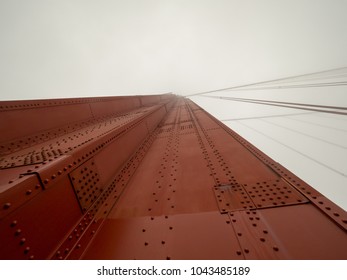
(1, 0, 347, 99)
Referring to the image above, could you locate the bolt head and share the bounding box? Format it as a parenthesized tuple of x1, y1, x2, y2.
(3, 202, 11, 209)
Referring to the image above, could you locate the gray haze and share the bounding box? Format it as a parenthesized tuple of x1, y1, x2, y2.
(1, 0, 347, 99)
(0, 0, 347, 209)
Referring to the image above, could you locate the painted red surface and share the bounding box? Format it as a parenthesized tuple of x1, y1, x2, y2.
(0, 94, 346, 259)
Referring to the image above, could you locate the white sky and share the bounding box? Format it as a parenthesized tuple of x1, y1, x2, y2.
(0, 0, 346, 209)
(1, 0, 347, 98)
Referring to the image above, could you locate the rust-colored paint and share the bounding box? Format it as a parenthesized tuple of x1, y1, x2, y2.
(0, 94, 346, 260)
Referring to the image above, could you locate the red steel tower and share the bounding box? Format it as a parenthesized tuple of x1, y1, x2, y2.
(0, 94, 346, 259)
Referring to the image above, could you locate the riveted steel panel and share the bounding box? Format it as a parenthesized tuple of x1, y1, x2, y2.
(31, 155, 74, 189)
(179, 121, 194, 135)
(53, 130, 161, 260)
(69, 159, 103, 212)
(257, 204, 347, 259)
(89, 98, 139, 118)
(157, 124, 174, 138)
(228, 210, 287, 259)
(0, 103, 92, 145)
(202, 128, 279, 184)
(94, 121, 148, 185)
(0, 177, 81, 259)
(145, 106, 167, 133)
(0, 173, 42, 220)
(0, 118, 93, 157)
(213, 184, 256, 213)
(51, 213, 103, 260)
(194, 109, 221, 130)
(107, 124, 218, 219)
(93, 132, 160, 221)
(243, 179, 309, 209)
(311, 195, 347, 231)
(83, 212, 244, 260)
(0, 148, 63, 169)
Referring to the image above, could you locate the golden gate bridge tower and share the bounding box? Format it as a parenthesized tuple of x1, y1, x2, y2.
(0, 94, 346, 259)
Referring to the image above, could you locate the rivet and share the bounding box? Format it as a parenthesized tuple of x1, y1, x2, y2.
(64, 248, 70, 253)
(144, 242, 149, 246)
(236, 250, 242, 255)
(244, 248, 250, 254)
(44, 179, 49, 184)
(3, 202, 11, 209)
(20, 238, 26, 245)
(10, 220, 18, 227)
(26, 190, 32, 195)
(15, 229, 22, 236)
(24, 247, 30, 254)
(273, 246, 279, 251)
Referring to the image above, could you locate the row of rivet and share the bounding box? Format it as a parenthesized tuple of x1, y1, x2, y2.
(52, 124, 160, 259)
(7, 219, 34, 259)
(200, 108, 347, 229)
